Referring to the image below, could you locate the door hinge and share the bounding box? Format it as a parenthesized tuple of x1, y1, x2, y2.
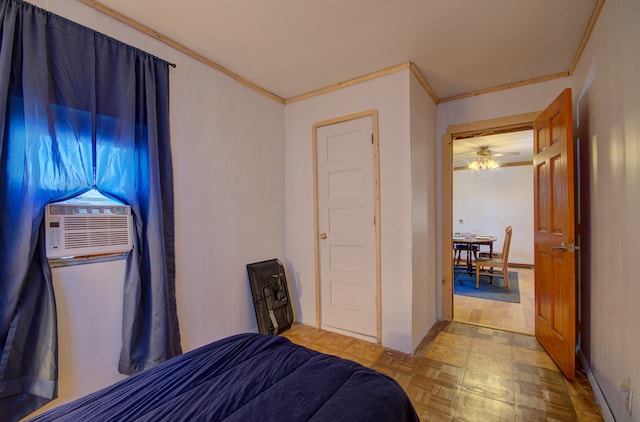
(371, 133, 374, 144)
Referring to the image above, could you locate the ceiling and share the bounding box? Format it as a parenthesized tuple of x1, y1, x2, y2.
(87, 0, 601, 102)
(452, 131, 534, 169)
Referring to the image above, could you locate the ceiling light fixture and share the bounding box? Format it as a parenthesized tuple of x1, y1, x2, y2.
(468, 146, 499, 170)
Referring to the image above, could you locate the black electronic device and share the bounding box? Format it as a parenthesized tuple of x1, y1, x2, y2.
(247, 259, 294, 334)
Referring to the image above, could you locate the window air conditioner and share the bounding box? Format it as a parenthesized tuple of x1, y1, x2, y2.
(45, 190, 133, 259)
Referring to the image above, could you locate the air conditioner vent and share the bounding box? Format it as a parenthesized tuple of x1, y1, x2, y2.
(64, 215, 130, 231)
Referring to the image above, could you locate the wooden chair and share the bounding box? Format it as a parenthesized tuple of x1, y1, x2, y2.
(475, 226, 512, 291)
(453, 243, 478, 267)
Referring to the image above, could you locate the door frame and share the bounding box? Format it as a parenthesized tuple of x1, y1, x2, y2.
(312, 109, 382, 343)
(440, 111, 540, 320)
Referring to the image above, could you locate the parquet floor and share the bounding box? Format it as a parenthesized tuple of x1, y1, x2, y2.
(282, 322, 604, 421)
(453, 266, 535, 335)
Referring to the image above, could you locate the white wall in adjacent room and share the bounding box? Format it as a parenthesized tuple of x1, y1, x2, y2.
(452, 165, 534, 265)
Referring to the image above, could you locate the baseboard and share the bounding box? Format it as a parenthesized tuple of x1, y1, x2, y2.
(577, 350, 615, 422)
(508, 262, 534, 268)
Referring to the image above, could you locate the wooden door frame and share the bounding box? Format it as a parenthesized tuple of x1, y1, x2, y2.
(312, 110, 382, 344)
(440, 111, 540, 321)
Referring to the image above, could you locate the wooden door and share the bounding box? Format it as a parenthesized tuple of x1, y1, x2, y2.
(534, 88, 576, 379)
(316, 115, 377, 339)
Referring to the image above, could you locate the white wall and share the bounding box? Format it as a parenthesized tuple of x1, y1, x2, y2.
(29, 0, 285, 357)
(571, 0, 640, 420)
(409, 74, 438, 351)
(436, 78, 572, 127)
(170, 53, 285, 347)
(435, 78, 571, 320)
(285, 70, 421, 353)
(51, 261, 128, 405)
(453, 165, 534, 265)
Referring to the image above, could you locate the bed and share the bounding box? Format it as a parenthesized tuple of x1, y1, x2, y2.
(29, 333, 419, 421)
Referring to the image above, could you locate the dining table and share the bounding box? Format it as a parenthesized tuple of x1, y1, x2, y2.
(453, 234, 498, 273)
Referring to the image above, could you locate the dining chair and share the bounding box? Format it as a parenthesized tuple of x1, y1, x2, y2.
(454, 243, 478, 267)
(475, 226, 512, 291)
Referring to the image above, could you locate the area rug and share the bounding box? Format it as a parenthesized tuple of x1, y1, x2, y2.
(453, 268, 521, 303)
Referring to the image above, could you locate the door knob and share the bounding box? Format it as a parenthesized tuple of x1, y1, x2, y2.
(551, 242, 567, 251)
(319, 233, 328, 239)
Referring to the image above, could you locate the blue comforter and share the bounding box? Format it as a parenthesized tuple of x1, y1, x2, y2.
(29, 333, 419, 421)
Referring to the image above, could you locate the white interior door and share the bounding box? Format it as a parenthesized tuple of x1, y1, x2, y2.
(316, 115, 377, 339)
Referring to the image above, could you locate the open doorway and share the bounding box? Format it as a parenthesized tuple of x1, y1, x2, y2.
(451, 130, 535, 335)
(441, 91, 577, 377)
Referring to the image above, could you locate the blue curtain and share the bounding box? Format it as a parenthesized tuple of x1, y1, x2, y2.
(0, 1, 181, 420)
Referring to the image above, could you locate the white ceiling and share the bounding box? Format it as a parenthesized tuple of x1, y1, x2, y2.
(452, 131, 534, 169)
(92, 0, 600, 102)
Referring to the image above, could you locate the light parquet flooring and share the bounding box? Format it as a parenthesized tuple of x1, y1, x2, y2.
(282, 322, 604, 421)
(454, 266, 535, 335)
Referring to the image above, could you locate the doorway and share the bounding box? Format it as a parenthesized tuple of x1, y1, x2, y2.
(451, 130, 535, 335)
(442, 112, 539, 334)
(442, 90, 577, 379)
